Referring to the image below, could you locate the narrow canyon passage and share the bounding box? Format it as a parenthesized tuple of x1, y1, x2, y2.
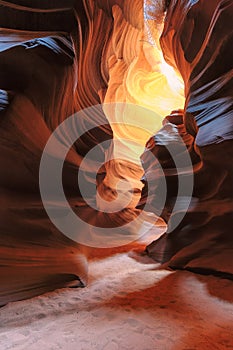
(0, 1, 233, 349)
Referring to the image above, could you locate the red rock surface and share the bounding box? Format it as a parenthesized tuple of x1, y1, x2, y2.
(0, 0, 232, 307)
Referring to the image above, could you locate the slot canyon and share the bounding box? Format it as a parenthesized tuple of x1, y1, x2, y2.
(0, 1, 232, 349)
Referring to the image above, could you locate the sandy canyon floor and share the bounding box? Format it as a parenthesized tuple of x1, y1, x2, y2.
(0, 228, 233, 350)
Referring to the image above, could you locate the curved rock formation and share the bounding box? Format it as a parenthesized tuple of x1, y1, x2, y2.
(1, 0, 232, 306)
(0, 0, 76, 32)
(142, 0, 233, 278)
(0, 34, 89, 306)
(0, 0, 171, 305)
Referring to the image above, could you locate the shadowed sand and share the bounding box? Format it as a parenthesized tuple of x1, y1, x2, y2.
(0, 238, 232, 350)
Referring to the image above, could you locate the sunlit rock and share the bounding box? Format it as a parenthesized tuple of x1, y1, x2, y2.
(0, 0, 232, 306)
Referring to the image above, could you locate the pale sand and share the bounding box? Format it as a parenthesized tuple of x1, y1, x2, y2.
(0, 232, 233, 350)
